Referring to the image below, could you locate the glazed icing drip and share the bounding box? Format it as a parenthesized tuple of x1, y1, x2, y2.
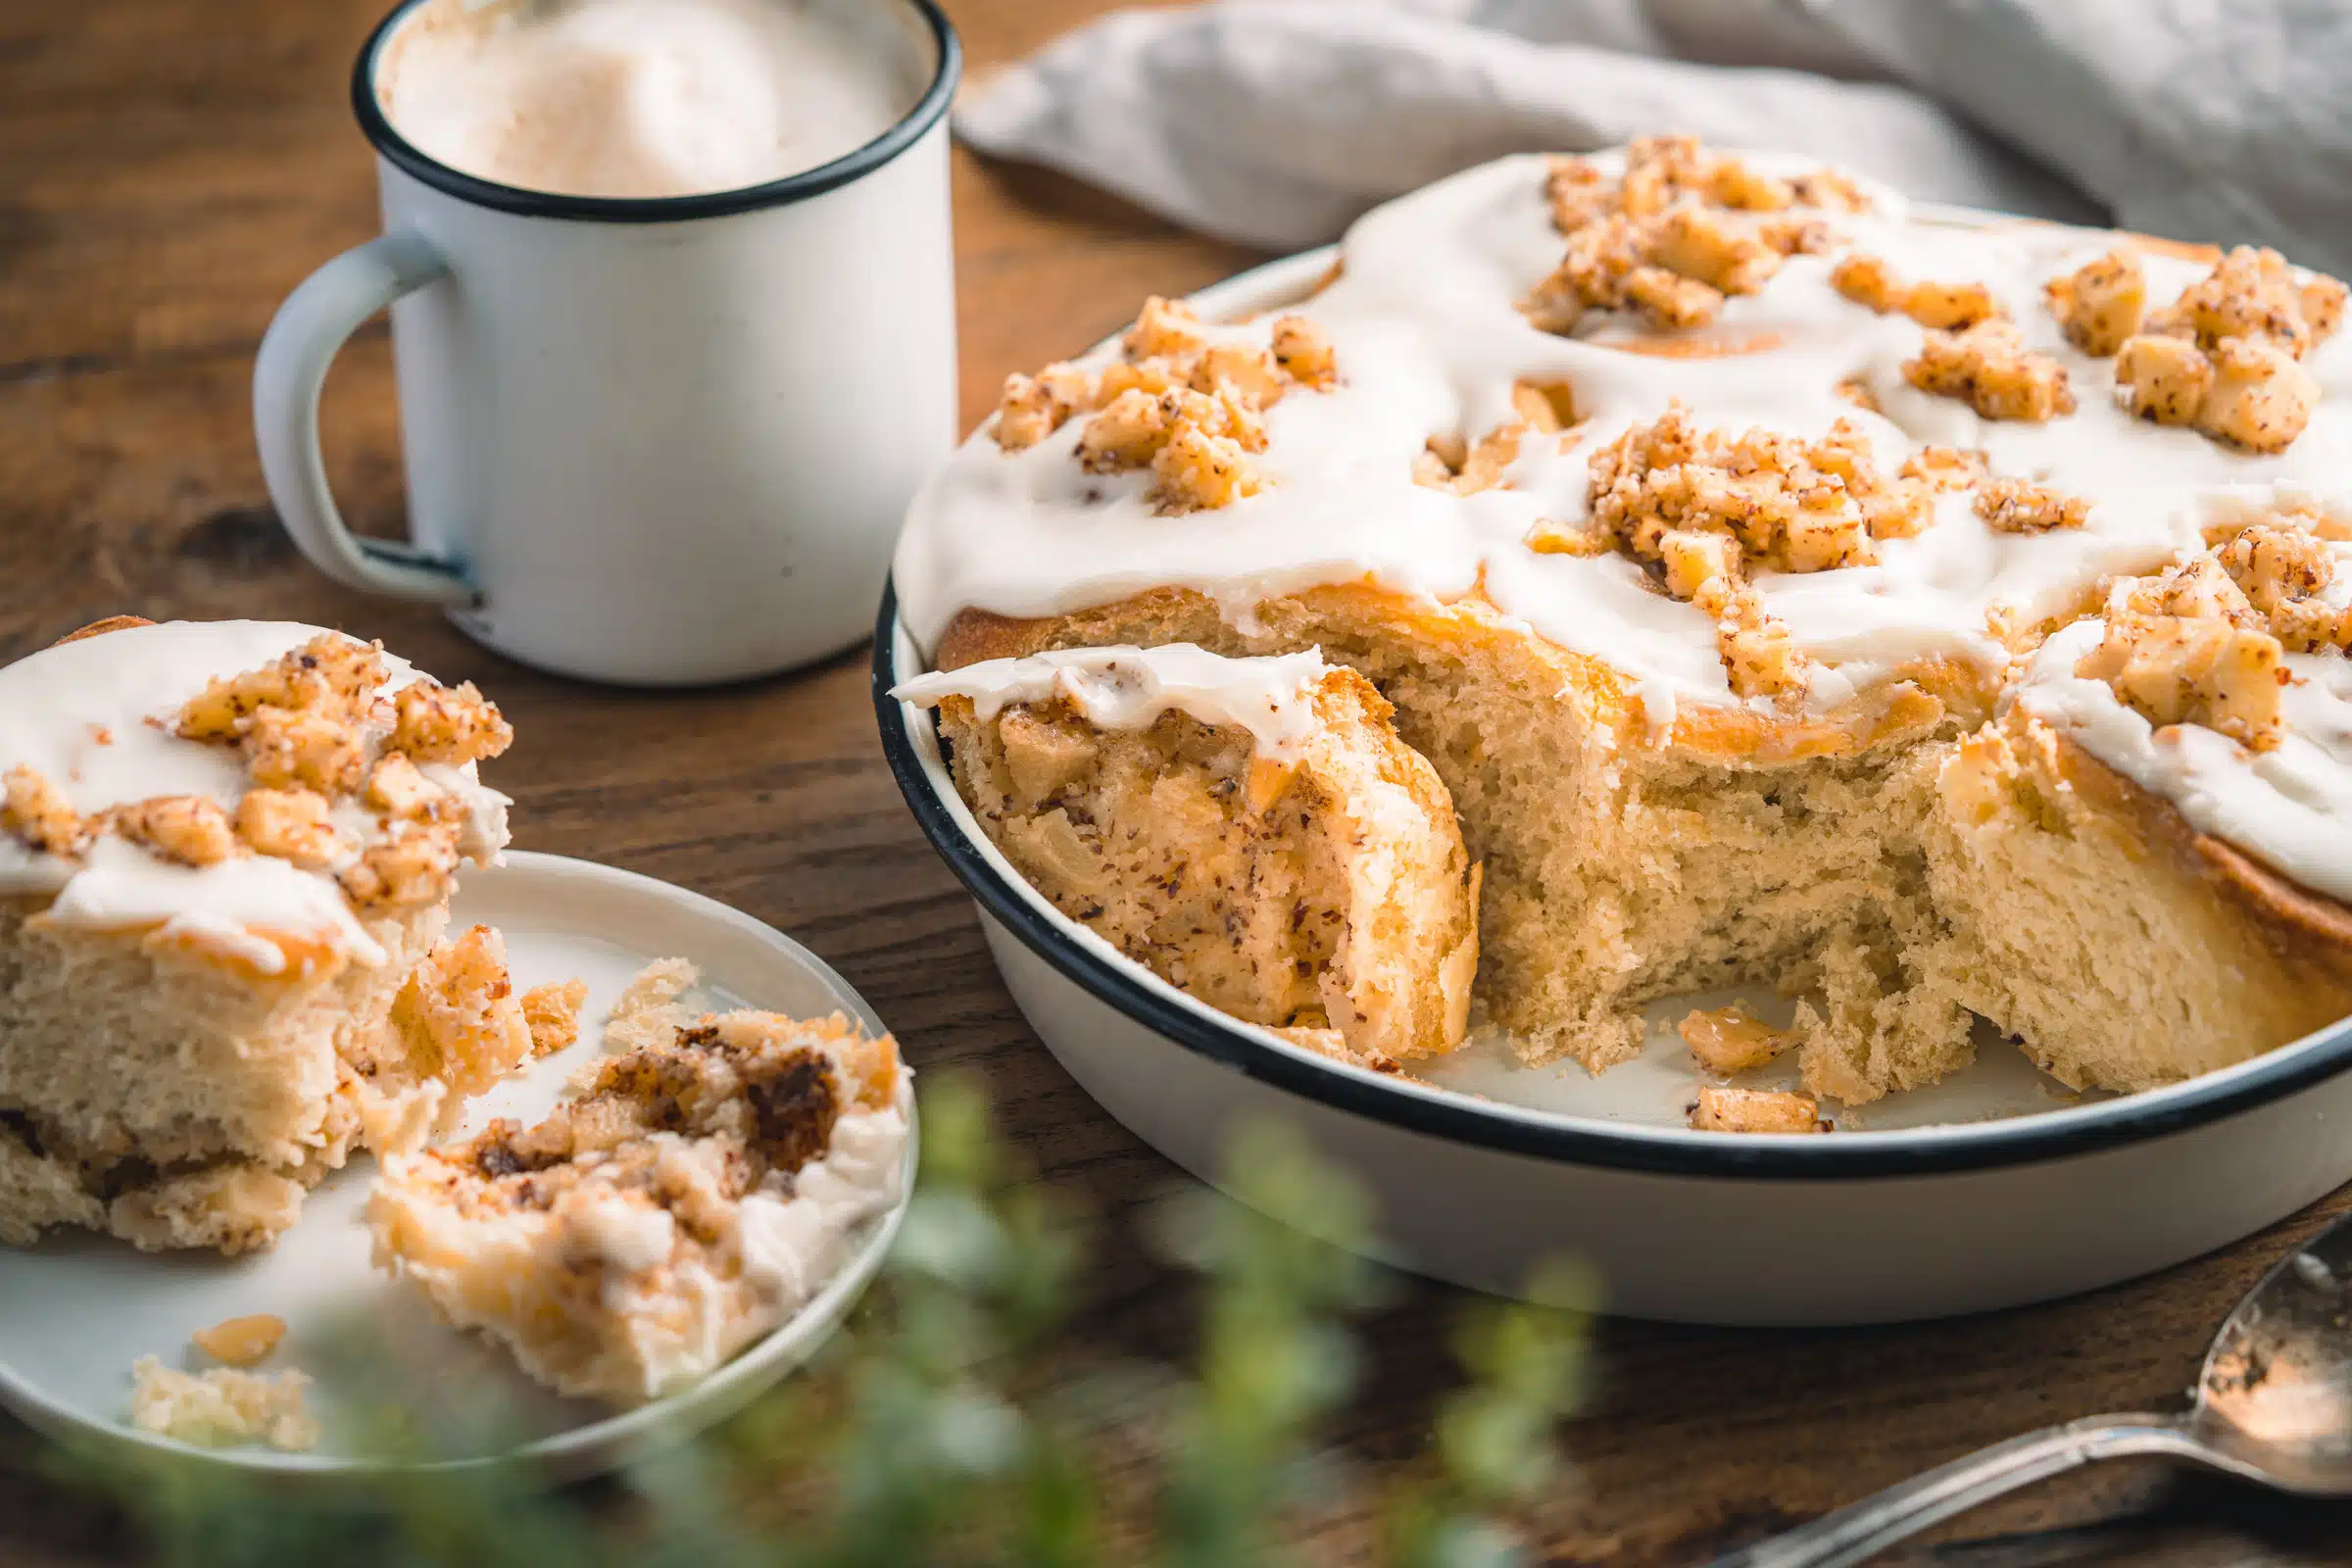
(2012, 610, 2352, 903)
(893, 644, 1331, 761)
(893, 151, 2352, 717)
(0, 620, 511, 971)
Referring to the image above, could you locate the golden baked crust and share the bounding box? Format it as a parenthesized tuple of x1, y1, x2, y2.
(52, 615, 158, 647)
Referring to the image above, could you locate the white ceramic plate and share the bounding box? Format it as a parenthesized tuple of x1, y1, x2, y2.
(0, 851, 914, 1481)
(873, 240, 2352, 1326)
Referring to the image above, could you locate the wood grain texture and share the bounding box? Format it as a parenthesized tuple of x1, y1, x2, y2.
(5, 0, 2352, 1562)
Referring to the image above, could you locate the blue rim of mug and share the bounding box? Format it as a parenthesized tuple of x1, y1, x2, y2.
(349, 0, 961, 222)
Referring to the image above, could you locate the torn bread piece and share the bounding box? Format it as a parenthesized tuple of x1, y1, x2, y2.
(0, 619, 517, 1254)
(896, 645, 1480, 1071)
(368, 966, 909, 1403)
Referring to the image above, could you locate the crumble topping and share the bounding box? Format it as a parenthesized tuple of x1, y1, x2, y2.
(1525, 139, 1843, 334)
(390, 679, 514, 766)
(124, 633, 515, 913)
(110, 795, 238, 867)
(2074, 558, 2287, 752)
(1831, 254, 1999, 330)
(1, 765, 89, 857)
(2207, 514, 2352, 654)
(989, 295, 1337, 514)
(1689, 1084, 1823, 1134)
(191, 1314, 286, 1368)
(2042, 247, 2146, 356)
(337, 821, 464, 909)
(522, 979, 590, 1057)
(176, 633, 384, 743)
(2148, 245, 2345, 361)
(232, 788, 342, 867)
(1974, 477, 2091, 534)
(1904, 318, 2076, 421)
(2110, 246, 2344, 454)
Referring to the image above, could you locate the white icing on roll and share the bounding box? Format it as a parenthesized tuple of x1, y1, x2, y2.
(2013, 613, 2352, 904)
(0, 620, 511, 971)
(892, 151, 2352, 715)
(893, 643, 1331, 761)
(894, 146, 2352, 906)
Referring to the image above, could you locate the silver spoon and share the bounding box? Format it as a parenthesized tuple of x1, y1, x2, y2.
(1709, 1209, 2352, 1568)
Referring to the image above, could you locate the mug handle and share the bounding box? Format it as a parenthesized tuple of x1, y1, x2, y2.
(253, 229, 478, 607)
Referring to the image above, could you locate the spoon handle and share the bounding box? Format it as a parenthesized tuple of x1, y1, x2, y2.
(1703, 1412, 2204, 1568)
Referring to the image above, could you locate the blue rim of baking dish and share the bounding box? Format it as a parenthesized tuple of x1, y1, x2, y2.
(350, 0, 960, 223)
(874, 577, 2352, 1179)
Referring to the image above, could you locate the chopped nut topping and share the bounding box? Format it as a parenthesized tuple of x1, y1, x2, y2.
(1716, 588, 1810, 707)
(339, 820, 463, 909)
(1152, 421, 1266, 513)
(2149, 245, 2344, 360)
(1123, 293, 1209, 364)
(1270, 316, 1337, 387)
(243, 708, 368, 796)
(989, 298, 1335, 512)
(1646, 205, 1783, 295)
(2075, 559, 2286, 751)
(1528, 141, 1868, 334)
(2, 766, 88, 857)
(1690, 1084, 1823, 1134)
(1832, 255, 1999, 330)
(389, 680, 513, 767)
(1678, 1004, 1792, 1073)
(363, 755, 450, 821)
(233, 789, 342, 868)
(2197, 335, 2321, 454)
(1579, 405, 1934, 617)
(2114, 332, 2214, 425)
(1904, 319, 2076, 421)
(2210, 516, 2352, 653)
(1974, 477, 2091, 534)
(1829, 253, 1901, 313)
(992, 364, 1093, 452)
(1898, 445, 1986, 494)
(176, 634, 386, 743)
(191, 1314, 285, 1368)
(112, 795, 239, 867)
(521, 979, 590, 1058)
(2043, 247, 2145, 356)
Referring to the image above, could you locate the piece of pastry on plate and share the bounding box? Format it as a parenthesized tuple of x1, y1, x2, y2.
(896, 644, 1481, 1072)
(367, 965, 909, 1403)
(0, 618, 523, 1254)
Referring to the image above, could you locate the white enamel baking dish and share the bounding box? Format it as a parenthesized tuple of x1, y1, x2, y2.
(874, 239, 2352, 1327)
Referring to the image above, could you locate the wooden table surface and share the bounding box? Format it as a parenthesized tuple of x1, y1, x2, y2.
(7, 2, 2352, 1562)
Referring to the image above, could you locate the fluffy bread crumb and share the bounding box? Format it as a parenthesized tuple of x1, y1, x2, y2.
(130, 1356, 317, 1450)
(522, 979, 590, 1057)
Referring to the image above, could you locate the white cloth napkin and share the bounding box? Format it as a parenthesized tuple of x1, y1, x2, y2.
(956, 0, 2352, 273)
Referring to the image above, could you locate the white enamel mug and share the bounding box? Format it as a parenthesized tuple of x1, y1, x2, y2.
(255, 0, 960, 686)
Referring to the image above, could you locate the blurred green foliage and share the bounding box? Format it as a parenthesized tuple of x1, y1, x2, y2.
(50, 1074, 1592, 1566)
